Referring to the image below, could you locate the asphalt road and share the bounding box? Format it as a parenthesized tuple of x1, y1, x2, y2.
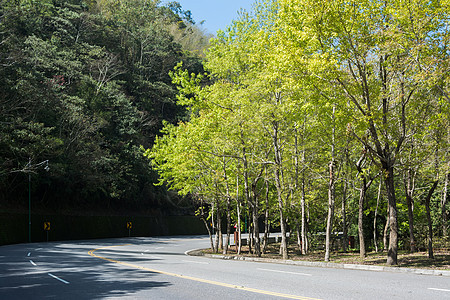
(1, 235, 449, 299)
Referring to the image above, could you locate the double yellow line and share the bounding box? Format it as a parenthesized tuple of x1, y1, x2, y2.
(88, 244, 320, 300)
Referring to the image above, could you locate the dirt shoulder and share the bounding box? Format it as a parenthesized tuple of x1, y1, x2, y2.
(196, 244, 450, 274)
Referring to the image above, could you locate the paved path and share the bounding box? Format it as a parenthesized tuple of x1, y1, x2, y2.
(1, 236, 449, 299)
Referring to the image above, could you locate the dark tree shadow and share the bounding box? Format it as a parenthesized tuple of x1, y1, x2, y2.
(0, 238, 189, 299)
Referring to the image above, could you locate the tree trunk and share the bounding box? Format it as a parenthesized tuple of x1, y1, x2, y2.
(223, 157, 231, 255)
(235, 174, 242, 255)
(325, 159, 336, 262)
(296, 221, 302, 252)
(405, 169, 416, 252)
(442, 173, 449, 238)
(214, 204, 222, 253)
(200, 197, 214, 251)
(425, 180, 439, 259)
(384, 165, 398, 265)
(342, 177, 348, 253)
(275, 171, 288, 259)
(383, 202, 389, 252)
(252, 183, 261, 257)
(212, 202, 219, 253)
(241, 131, 252, 255)
(358, 177, 367, 258)
(202, 218, 214, 251)
(355, 152, 374, 258)
(373, 180, 382, 253)
(248, 216, 252, 254)
(218, 208, 223, 251)
(325, 105, 336, 262)
(272, 121, 288, 259)
(218, 212, 223, 252)
(237, 201, 242, 255)
(263, 175, 270, 254)
(224, 199, 231, 254)
(301, 169, 308, 254)
(300, 122, 308, 255)
(252, 209, 260, 256)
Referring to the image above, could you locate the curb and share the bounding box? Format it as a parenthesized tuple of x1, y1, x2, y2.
(186, 250, 450, 277)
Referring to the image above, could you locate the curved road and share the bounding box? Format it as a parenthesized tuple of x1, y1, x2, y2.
(0, 236, 449, 299)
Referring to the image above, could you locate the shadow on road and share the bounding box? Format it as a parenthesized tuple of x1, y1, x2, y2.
(0, 238, 178, 299)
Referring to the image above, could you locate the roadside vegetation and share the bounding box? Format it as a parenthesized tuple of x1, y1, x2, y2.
(148, 0, 450, 266)
(0, 0, 211, 215)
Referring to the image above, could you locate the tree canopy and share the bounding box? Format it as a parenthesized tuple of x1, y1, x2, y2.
(0, 0, 210, 213)
(148, 0, 450, 264)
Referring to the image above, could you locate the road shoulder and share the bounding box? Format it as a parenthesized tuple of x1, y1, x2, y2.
(186, 249, 450, 277)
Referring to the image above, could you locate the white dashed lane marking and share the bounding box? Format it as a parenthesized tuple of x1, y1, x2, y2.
(257, 268, 312, 276)
(48, 273, 70, 284)
(182, 260, 209, 265)
(428, 288, 450, 292)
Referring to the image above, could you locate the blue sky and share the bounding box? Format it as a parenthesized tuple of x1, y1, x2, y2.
(167, 0, 255, 34)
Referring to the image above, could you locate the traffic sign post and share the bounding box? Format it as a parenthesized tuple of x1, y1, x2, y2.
(127, 221, 132, 237)
(44, 222, 50, 242)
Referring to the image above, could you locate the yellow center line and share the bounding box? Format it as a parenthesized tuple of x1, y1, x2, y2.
(88, 244, 320, 300)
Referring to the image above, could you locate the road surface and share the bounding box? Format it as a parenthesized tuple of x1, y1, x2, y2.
(1, 235, 449, 299)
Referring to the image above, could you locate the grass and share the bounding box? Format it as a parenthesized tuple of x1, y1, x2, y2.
(203, 243, 450, 270)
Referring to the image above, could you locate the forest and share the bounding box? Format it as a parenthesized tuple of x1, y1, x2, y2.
(148, 0, 450, 266)
(0, 0, 211, 214)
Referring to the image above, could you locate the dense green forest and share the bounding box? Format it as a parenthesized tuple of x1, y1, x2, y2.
(0, 0, 211, 213)
(148, 0, 450, 265)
